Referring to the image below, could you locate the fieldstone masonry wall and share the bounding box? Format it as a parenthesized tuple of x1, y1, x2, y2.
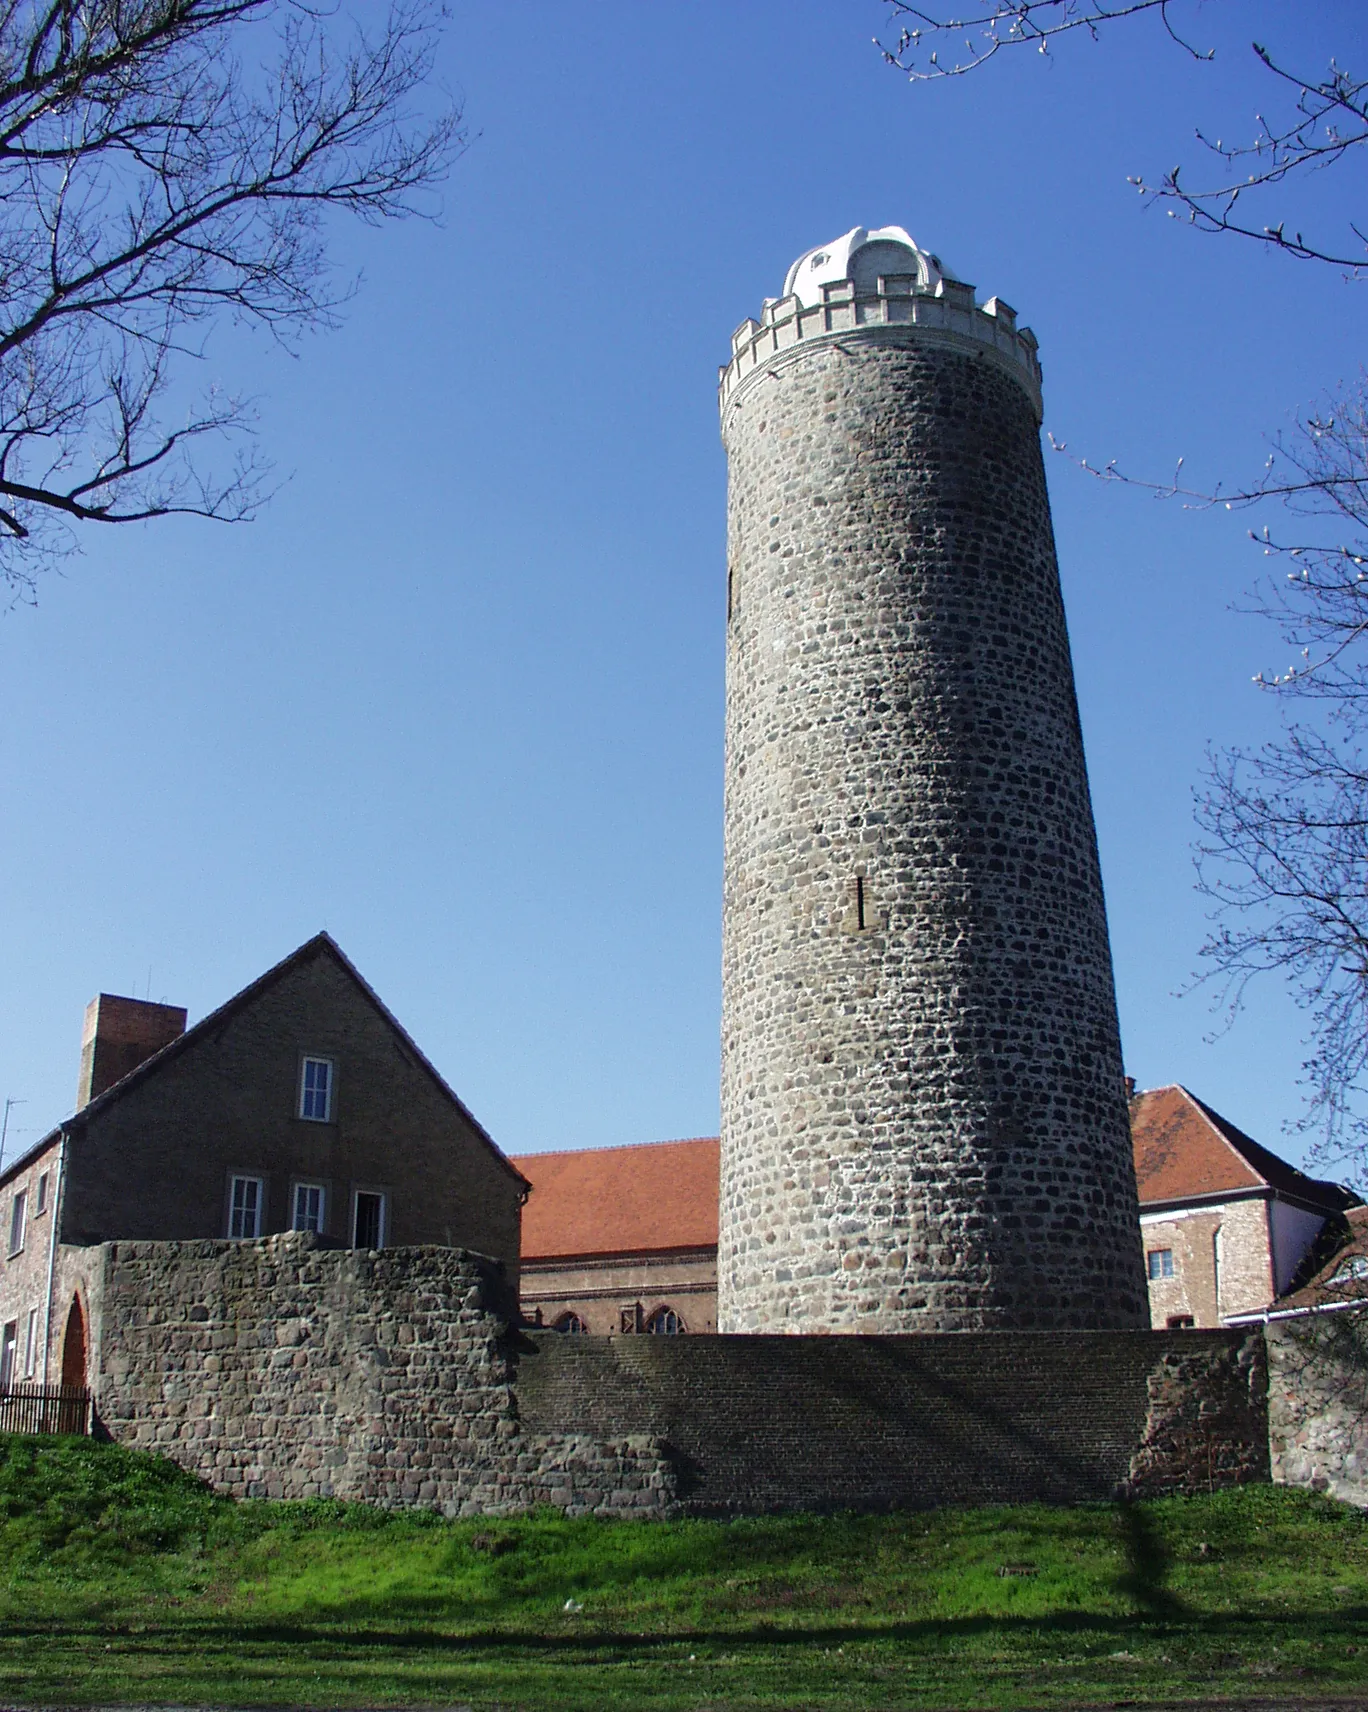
(718, 262, 1146, 1333)
(1266, 1313, 1368, 1508)
(86, 1235, 671, 1515)
(72, 1236, 1270, 1515)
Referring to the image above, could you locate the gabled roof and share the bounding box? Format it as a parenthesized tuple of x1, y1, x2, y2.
(1131, 1084, 1355, 1215)
(514, 1136, 720, 1259)
(3, 933, 527, 1191)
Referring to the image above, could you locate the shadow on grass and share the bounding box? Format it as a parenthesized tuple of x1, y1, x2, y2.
(1116, 1500, 1186, 1620)
(3, 1604, 1365, 1657)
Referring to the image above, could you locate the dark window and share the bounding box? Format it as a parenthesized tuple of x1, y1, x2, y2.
(35, 1172, 48, 1215)
(646, 1306, 682, 1335)
(353, 1191, 385, 1250)
(229, 1176, 263, 1239)
(1166, 1314, 1195, 1329)
(554, 1312, 587, 1334)
(7, 1191, 25, 1256)
(299, 1057, 333, 1122)
(292, 1183, 324, 1233)
(1147, 1248, 1175, 1281)
(0, 1322, 14, 1390)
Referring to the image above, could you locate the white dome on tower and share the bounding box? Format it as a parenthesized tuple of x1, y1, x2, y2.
(779, 226, 955, 308)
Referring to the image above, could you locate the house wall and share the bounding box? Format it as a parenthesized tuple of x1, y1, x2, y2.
(1141, 1198, 1275, 1327)
(521, 1249, 718, 1334)
(0, 1137, 63, 1383)
(58, 952, 521, 1277)
(70, 1234, 1268, 1516)
(1269, 1201, 1329, 1296)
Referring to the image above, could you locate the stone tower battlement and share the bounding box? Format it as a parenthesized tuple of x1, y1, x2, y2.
(716, 224, 1147, 1338)
(720, 226, 1041, 422)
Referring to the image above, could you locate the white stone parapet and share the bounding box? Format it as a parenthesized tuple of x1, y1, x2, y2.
(719, 275, 1042, 422)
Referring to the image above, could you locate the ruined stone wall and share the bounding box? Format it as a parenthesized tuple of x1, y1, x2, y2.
(718, 293, 1146, 1334)
(77, 1236, 1266, 1517)
(1267, 1312, 1368, 1507)
(85, 1235, 670, 1516)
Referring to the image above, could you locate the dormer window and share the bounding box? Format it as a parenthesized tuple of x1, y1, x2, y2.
(299, 1056, 333, 1122)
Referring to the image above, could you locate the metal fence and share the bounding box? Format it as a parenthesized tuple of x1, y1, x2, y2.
(0, 1384, 91, 1436)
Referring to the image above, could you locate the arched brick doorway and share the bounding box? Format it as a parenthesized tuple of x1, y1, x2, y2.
(60, 1296, 87, 1390)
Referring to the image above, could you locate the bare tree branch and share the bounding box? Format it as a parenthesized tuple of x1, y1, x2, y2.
(0, 0, 463, 605)
(878, 0, 1209, 79)
(879, 3, 1368, 275)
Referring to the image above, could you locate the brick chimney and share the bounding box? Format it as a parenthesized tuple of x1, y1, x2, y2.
(77, 994, 187, 1108)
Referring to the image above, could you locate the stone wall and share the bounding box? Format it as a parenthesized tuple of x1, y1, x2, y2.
(718, 271, 1146, 1335)
(85, 1235, 670, 1515)
(76, 1235, 1268, 1517)
(1267, 1312, 1368, 1507)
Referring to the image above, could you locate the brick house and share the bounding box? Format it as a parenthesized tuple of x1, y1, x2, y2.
(514, 1138, 719, 1334)
(515, 1091, 1356, 1335)
(0, 934, 527, 1392)
(1131, 1085, 1357, 1329)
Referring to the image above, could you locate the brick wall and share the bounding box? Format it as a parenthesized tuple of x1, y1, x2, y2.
(521, 1250, 718, 1334)
(76, 1235, 1268, 1517)
(518, 1326, 1268, 1512)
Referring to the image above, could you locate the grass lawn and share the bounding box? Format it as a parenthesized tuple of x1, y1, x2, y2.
(0, 1434, 1366, 1710)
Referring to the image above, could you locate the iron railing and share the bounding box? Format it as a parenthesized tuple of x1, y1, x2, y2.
(0, 1384, 91, 1436)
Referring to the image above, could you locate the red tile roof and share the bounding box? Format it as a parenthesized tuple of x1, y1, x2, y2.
(514, 1137, 720, 1260)
(516, 1089, 1355, 1262)
(1131, 1085, 1353, 1213)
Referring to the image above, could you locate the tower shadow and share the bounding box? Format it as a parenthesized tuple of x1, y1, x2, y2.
(1116, 1500, 1187, 1620)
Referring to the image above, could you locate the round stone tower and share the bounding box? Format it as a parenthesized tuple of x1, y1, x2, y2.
(718, 225, 1146, 1334)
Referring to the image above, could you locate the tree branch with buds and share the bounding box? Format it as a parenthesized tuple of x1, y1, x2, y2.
(0, 0, 462, 604)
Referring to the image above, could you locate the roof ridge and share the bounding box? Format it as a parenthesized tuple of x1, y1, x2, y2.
(6, 933, 527, 1191)
(1181, 1085, 1351, 1202)
(512, 1136, 719, 1161)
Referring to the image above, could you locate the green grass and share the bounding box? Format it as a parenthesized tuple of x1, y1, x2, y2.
(1, 1434, 1366, 1709)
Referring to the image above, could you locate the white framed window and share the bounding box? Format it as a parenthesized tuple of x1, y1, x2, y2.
(35, 1172, 49, 1215)
(23, 1308, 38, 1378)
(292, 1182, 325, 1234)
(352, 1190, 386, 1251)
(228, 1174, 264, 1239)
(8, 1190, 26, 1257)
(299, 1056, 334, 1122)
(1147, 1248, 1175, 1281)
(0, 1321, 15, 1390)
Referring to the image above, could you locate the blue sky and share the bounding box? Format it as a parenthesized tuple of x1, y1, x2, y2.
(1, 1, 1363, 1171)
